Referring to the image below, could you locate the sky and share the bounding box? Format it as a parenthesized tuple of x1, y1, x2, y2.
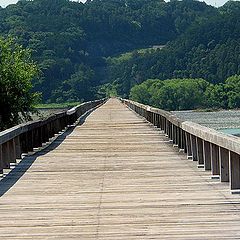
(0, 0, 234, 8)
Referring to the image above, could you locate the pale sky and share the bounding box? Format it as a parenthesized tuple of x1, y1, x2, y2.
(0, 0, 234, 8)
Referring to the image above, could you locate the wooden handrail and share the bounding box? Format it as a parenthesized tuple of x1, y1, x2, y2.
(122, 99, 240, 193)
(0, 98, 106, 173)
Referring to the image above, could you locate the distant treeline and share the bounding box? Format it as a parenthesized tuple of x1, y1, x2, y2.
(130, 75, 240, 111)
(1, 0, 240, 110)
(106, 1, 240, 99)
(0, 0, 218, 102)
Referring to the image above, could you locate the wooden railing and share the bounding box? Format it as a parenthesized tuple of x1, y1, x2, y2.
(0, 99, 106, 174)
(123, 99, 240, 193)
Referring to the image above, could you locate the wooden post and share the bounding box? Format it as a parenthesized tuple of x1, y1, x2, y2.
(20, 132, 28, 154)
(219, 147, 230, 182)
(152, 113, 155, 126)
(203, 141, 211, 171)
(0, 145, 3, 174)
(37, 127, 43, 147)
(185, 132, 192, 159)
(211, 143, 220, 177)
(163, 118, 166, 133)
(177, 127, 181, 148)
(27, 130, 33, 152)
(54, 119, 60, 133)
(147, 111, 151, 122)
(166, 120, 169, 136)
(44, 124, 49, 143)
(191, 135, 197, 161)
(47, 123, 51, 138)
(196, 137, 204, 165)
(172, 125, 176, 144)
(40, 126, 45, 143)
(15, 136, 22, 159)
(157, 115, 161, 129)
(169, 123, 173, 141)
(9, 139, 16, 163)
(2, 142, 10, 169)
(230, 151, 240, 192)
(180, 128, 187, 153)
(174, 125, 178, 145)
(164, 118, 167, 134)
(33, 129, 39, 148)
(174, 126, 179, 146)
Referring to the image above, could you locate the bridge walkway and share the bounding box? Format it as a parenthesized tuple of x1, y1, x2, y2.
(0, 98, 240, 239)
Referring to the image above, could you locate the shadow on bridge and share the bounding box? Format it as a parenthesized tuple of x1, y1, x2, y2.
(0, 110, 93, 197)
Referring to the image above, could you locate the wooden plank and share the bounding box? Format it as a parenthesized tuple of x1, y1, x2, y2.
(0, 98, 240, 239)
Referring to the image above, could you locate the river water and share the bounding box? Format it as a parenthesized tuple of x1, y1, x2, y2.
(172, 110, 240, 136)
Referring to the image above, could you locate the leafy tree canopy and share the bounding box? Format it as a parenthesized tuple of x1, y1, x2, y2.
(0, 37, 39, 130)
(0, 0, 218, 102)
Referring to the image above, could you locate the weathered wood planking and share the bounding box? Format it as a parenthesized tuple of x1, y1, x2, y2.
(0, 98, 240, 239)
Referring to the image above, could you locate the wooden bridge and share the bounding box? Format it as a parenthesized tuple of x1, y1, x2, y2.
(0, 98, 240, 239)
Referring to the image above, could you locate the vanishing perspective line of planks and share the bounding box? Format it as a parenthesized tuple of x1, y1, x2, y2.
(0, 98, 240, 239)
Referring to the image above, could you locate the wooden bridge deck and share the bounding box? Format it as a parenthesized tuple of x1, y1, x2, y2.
(0, 98, 240, 239)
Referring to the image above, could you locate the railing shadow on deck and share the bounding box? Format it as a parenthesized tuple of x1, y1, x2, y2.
(0, 100, 106, 196)
(0, 128, 73, 197)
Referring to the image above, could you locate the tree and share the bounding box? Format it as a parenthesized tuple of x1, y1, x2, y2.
(0, 37, 39, 130)
(225, 75, 240, 108)
(130, 78, 210, 111)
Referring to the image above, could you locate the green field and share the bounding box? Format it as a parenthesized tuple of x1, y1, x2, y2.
(108, 46, 165, 64)
(35, 102, 81, 109)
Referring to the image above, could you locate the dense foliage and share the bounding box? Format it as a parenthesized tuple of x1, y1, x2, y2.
(0, 0, 218, 102)
(0, 37, 38, 130)
(1, 0, 240, 116)
(130, 75, 240, 110)
(107, 1, 240, 97)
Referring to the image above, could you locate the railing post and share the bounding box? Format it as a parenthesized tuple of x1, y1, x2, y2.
(20, 132, 28, 154)
(157, 114, 161, 128)
(211, 143, 220, 177)
(219, 147, 229, 182)
(147, 111, 150, 122)
(166, 120, 169, 136)
(37, 127, 43, 147)
(203, 141, 211, 171)
(172, 124, 175, 144)
(172, 124, 174, 141)
(169, 123, 173, 141)
(41, 125, 46, 143)
(181, 129, 187, 152)
(152, 113, 155, 126)
(164, 118, 167, 134)
(185, 132, 192, 159)
(32, 128, 38, 148)
(230, 151, 240, 192)
(9, 139, 16, 164)
(27, 130, 34, 152)
(2, 142, 10, 169)
(191, 135, 197, 161)
(177, 127, 181, 148)
(45, 124, 50, 143)
(0, 145, 3, 174)
(196, 137, 204, 166)
(15, 136, 22, 159)
(158, 116, 162, 129)
(162, 118, 165, 133)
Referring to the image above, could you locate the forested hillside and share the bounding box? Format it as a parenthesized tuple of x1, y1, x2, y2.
(0, 0, 218, 103)
(107, 1, 240, 97)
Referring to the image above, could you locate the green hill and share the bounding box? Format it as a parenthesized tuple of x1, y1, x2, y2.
(106, 1, 240, 97)
(0, 0, 217, 102)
